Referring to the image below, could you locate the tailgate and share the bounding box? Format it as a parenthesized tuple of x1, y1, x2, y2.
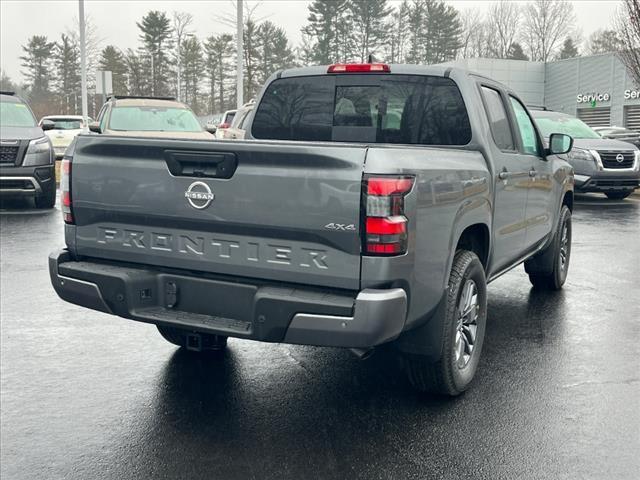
(70, 135, 365, 290)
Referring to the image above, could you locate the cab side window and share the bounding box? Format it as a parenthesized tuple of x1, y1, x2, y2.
(509, 97, 539, 156)
(481, 86, 514, 151)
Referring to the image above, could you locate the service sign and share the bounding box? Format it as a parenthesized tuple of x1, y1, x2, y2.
(624, 89, 640, 100)
(576, 92, 611, 104)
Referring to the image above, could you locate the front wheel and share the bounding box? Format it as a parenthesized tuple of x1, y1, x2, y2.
(157, 325, 228, 352)
(402, 250, 487, 396)
(605, 191, 632, 200)
(525, 205, 572, 290)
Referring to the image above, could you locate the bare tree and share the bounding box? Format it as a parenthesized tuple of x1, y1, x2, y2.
(488, 1, 520, 58)
(459, 9, 492, 59)
(521, 0, 576, 62)
(173, 11, 194, 101)
(616, 0, 640, 85)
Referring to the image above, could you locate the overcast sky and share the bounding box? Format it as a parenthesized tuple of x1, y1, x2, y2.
(1, 0, 621, 83)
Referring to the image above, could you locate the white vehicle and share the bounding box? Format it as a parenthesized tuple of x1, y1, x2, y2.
(39, 115, 93, 159)
(222, 102, 255, 140)
(214, 109, 237, 139)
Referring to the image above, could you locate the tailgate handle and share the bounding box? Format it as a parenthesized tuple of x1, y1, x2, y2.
(164, 150, 237, 179)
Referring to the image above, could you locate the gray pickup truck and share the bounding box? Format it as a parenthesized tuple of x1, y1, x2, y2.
(50, 64, 574, 395)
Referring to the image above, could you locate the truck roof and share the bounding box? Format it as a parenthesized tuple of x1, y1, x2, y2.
(279, 63, 452, 79)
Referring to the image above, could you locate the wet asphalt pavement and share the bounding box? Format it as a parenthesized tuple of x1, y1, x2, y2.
(1, 194, 639, 480)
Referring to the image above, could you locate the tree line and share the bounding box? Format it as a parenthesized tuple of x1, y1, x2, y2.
(2, 0, 635, 120)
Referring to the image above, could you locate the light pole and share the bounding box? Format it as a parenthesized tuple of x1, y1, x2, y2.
(236, 0, 243, 109)
(79, 0, 88, 132)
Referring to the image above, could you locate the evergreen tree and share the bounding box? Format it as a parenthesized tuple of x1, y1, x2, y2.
(256, 21, 295, 86)
(172, 11, 194, 101)
(204, 34, 234, 113)
(136, 11, 173, 96)
(406, 0, 462, 64)
(587, 29, 624, 54)
(180, 36, 202, 112)
(507, 42, 529, 60)
(99, 46, 129, 95)
(303, 0, 349, 64)
(388, 0, 411, 63)
(124, 49, 146, 96)
(348, 0, 393, 62)
(53, 34, 81, 113)
(558, 37, 579, 59)
(243, 18, 261, 101)
(20, 35, 55, 98)
(0, 70, 18, 93)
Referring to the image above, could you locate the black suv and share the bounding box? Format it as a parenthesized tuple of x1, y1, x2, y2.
(0, 91, 56, 208)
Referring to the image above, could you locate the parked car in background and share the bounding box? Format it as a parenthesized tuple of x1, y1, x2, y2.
(214, 109, 236, 139)
(49, 63, 575, 396)
(594, 126, 640, 148)
(532, 110, 640, 200)
(40, 115, 93, 159)
(0, 91, 57, 208)
(89, 96, 215, 139)
(222, 101, 254, 140)
(202, 113, 222, 135)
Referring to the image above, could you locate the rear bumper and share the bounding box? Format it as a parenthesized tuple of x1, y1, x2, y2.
(49, 249, 407, 348)
(0, 165, 55, 197)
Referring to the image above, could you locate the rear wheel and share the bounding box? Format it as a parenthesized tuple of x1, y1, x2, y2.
(525, 205, 571, 290)
(157, 325, 228, 352)
(402, 250, 487, 396)
(605, 191, 632, 200)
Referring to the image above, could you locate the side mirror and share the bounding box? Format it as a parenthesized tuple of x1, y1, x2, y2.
(205, 125, 217, 134)
(41, 119, 55, 131)
(547, 133, 573, 156)
(88, 122, 102, 134)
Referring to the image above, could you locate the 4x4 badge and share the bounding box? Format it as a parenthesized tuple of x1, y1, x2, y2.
(185, 181, 214, 209)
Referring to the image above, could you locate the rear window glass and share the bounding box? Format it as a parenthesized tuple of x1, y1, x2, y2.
(252, 74, 471, 145)
(45, 119, 83, 130)
(108, 106, 202, 132)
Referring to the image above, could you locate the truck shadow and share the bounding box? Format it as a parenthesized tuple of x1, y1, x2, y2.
(107, 285, 570, 478)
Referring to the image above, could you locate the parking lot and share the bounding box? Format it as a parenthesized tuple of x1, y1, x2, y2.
(1, 194, 639, 480)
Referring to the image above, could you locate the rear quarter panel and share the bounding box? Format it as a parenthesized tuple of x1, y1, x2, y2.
(362, 146, 491, 329)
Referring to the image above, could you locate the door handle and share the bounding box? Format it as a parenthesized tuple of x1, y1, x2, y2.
(498, 170, 510, 180)
(529, 169, 537, 177)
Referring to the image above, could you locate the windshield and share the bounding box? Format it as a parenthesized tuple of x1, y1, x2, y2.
(45, 118, 83, 130)
(108, 106, 202, 132)
(0, 101, 36, 127)
(534, 114, 600, 139)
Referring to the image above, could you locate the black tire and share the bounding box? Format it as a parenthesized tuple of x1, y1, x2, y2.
(525, 205, 571, 291)
(34, 186, 56, 209)
(605, 191, 632, 200)
(157, 325, 228, 352)
(403, 250, 487, 396)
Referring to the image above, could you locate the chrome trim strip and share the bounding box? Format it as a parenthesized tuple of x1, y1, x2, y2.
(0, 176, 41, 193)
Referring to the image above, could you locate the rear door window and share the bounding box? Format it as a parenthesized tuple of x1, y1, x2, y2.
(481, 87, 514, 151)
(252, 74, 471, 145)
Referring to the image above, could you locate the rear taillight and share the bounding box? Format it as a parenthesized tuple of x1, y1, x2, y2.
(327, 63, 391, 74)
(364, 175, 414, 256)
(60, 157, 73, 224)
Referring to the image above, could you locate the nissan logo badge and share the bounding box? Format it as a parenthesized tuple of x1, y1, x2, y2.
(616, 154, 624, 163)
(185, 181, 214, 209)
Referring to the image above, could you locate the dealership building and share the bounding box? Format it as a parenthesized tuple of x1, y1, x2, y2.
(440, 53, 640, 132)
